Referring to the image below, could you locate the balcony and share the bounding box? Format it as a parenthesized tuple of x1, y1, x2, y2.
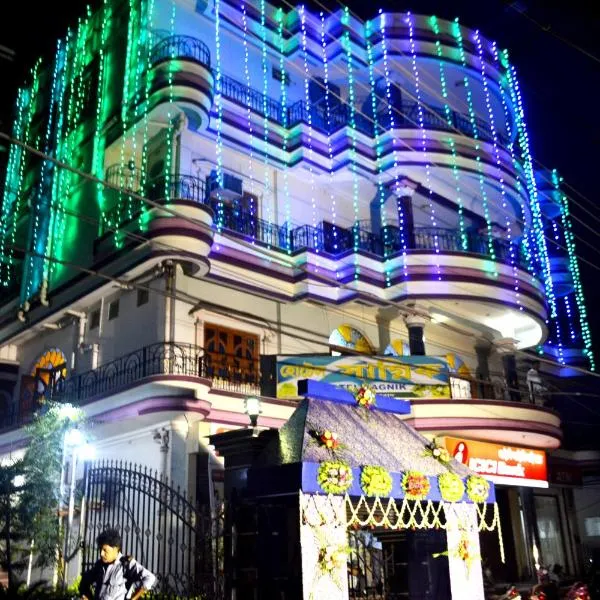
(150, 35, 210, 68)
(100, 168, 535, 276)
(141, 35, 510, 148)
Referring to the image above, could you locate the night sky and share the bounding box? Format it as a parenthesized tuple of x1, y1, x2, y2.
(1, 0, 599, 428)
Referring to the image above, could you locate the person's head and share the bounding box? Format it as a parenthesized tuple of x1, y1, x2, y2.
(97, 528, 122, 563)
(531, 360, 541, 370)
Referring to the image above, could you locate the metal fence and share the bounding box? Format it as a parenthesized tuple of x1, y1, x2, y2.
(82, 460, 224, 599)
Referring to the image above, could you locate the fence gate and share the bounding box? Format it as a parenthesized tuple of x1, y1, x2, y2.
(81, 460, 223, 599)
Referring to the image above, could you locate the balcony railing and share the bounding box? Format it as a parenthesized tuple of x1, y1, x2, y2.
(100, 168, 534, 272)
(51, 342, 260, 406)
(218, 72, 508, 146)
(150, 35, 211, 68)
(144, 33, 511, 148)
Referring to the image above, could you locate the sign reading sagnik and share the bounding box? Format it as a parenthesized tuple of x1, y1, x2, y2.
(444, 436, 548, 488)
(276, 354, 450, 399)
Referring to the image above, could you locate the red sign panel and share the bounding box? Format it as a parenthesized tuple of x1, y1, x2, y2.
(444, 436, 548, 487)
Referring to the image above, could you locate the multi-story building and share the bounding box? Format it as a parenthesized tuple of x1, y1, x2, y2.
(0, 0, 596, 590)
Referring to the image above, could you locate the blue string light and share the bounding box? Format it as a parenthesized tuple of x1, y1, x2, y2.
(407, 12, 441, 281)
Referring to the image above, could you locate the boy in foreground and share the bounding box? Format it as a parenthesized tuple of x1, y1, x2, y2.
(80, 528, 156, 600)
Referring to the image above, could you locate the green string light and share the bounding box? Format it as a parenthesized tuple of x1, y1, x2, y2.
(503, 50, 556, 319)
(552, 170, 595, 370)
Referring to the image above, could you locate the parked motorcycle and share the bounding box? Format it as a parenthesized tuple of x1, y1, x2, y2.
(564, 581, 591, 600)
(488, 585, 522, 600)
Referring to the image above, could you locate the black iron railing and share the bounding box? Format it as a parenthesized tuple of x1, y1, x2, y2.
(52, 342, 260, 405)
(150, 34, 211, 68)
(100, 166, 533, 272)
(220, 74, 283, 122)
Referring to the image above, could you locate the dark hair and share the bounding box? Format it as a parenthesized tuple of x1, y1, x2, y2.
(97, 528, 122, 550)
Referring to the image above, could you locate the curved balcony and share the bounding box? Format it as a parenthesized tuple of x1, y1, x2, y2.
(142, 35, 213, 131)
(49, 342, 259, 406)
(150, 35, 211, 68)
(406, 398, 561, 449)
(217, 70, 509, 148)
(100, 168, 536, 275)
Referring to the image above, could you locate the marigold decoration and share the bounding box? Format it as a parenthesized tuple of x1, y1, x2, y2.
(354, 383, 376, 410)
(361, 465, 393, 497)
(318, 430, 340, 450)
(438, 472, 465, 503)
(467, 475, 490, 503)
(401, 470, 431, 500)
(317, 461, 353, 495)
(424, 438, 451, 464)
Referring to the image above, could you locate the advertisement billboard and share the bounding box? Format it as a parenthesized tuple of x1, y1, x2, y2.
(444, 436, 548, 488)
(276, 354, 450, 399)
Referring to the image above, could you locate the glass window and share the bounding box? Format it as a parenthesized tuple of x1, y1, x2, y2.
(585, 517, 600, 537)
(534, 495, 566, 568)
(450, 377, 472, 399)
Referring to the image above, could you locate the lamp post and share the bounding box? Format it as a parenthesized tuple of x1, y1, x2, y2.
(61, 427, 95, 587)
(244, 396, 262, 436)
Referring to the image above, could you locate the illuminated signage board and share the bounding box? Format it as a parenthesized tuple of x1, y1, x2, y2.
(275, 355, 450, 399)
(444, 436, 548, 489)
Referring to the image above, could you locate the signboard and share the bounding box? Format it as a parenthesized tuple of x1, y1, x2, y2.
(276, 355, 450, 399)
(444, 436, 548, 488)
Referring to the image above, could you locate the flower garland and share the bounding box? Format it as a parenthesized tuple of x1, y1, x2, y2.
(360, 465, 393, 497)
(401, 470, 431, 500)
(423, 438, 451, 464)
(354, 382, 376, 410)
(438, 472, 465, 503)
(309, 427, 346, 456)
(433, 530, 480, 578)
(317, 460, 353, 495)
(467, 475, 490, 503)
(317, 543, 349, 574)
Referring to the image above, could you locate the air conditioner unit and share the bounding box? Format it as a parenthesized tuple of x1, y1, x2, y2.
(207, 170, 243, 201)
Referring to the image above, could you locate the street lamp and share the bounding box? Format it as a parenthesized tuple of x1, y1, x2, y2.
(244, 396, 262, 434)
(61, 428, 95, 587)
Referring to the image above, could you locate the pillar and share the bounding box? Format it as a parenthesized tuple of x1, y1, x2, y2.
(376, 307, 400, 353)
(391, 179, 418, 249)
(474, 339, 493, 399)
(300, 493, 348, 600)
(444, 503, 485, 600)
(404, 312, 429, 356)
(495, 338, 521, 402)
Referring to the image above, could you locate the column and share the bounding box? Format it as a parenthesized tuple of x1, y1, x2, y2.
(404, 312, 429, 356)
(391, 178, 418, 249)
(495, 338, 521, 402)
(474, 338, 493, 398)
(376, 307, 400, 353)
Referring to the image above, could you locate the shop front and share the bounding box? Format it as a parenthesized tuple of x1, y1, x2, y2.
(442, 437, 581, 580)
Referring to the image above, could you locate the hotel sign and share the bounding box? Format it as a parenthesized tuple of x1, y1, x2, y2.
(444, 436, 548, 488)
(276, 354, 450, 399)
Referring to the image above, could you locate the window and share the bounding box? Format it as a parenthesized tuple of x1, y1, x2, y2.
(204, 324, 259, 385)
(272, 66, 290, 86)
(450, 377, 472, 399)
(137, 288, 149, 307)
(585, 517, 600, 537)
(108, 300, 119, 320)
(89, 309, 100, 330)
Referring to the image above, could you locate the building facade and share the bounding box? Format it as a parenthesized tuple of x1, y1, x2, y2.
(0, 0, 596, 590)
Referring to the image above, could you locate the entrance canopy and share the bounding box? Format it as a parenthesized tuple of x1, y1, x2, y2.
(254, 380, 496, 508)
